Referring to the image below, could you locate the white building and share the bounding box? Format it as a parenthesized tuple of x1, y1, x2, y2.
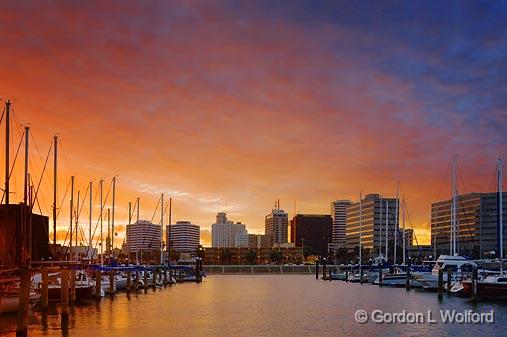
(330, 200, 352, 251)
(265, 208, 288, 245)
(211, 212, 248, 248)
(166, 221, 200, 254)
(126, 220, 161, 253)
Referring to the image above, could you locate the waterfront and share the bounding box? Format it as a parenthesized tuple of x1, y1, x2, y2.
(1, 275, 506, 337)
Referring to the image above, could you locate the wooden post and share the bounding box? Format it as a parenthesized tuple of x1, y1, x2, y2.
(16, 268, 30, 337)
(61, 269, 70, 318)
(126, 271, 131, 293)
(447, 268, 452, 294)
(315, 259, 320, 280)
(152, 269, 157, 290)
(41, 268, 49, 309)
(109, 270, 115, 297)
(405, 259, 411, 291)
(95, 270, 102, 299)
(472, 267, 478, 302)
(163, 269, 167, 286)
(135, 271, 139, 291)
(70, 269, 76, 303)
(143, 269, 148, 292)
(437, 268, 444, 299)
(322, 259, 327, 280)
(345, 269, 349, 282)
(359, 267, 363, 284)
(378, 266, 383, 286)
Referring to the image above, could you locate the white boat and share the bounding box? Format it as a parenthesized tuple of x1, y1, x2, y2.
(329, 271, 348, 280)
(411, 255, 476, 290)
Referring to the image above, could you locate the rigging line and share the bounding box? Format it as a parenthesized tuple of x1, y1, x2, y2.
(57, 178, 71, 218)
(0, 105, 5, 125)
(59, 139, 75, 176)
(145, 196, 162, 249)
(29, 131, 54, 198)
(30, 141, 52, 216)
(88, 179, 113, 255)
(0, 129, 25, 204)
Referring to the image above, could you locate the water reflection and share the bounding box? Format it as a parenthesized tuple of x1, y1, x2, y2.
(1, 276, 506, 336)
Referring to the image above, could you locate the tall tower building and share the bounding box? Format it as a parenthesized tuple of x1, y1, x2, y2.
(211, 212, 248, 248)
(166, 221, 200, 255)
(330, 200, 352, 251)
(265, 204, 288, 246)
(346, 194, 398, 257)
(126, 220, 162, 253)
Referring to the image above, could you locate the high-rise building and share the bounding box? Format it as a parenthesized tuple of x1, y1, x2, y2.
(431, 192, 507, 258)
(265, 207, 288, 246)
(126, 220, 161, 253)
(166, 221, 200, 254)
(290, 214, 333, 257)
(211, 212, 249, 248)
(330, 200, 352, 251)
(346, 194, 398, 255)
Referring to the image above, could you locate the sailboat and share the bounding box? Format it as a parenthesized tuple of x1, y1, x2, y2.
(411, 156, 474, 290)
(462, 158, 507, 299)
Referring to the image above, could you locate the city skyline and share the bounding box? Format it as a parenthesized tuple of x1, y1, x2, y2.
(1, 2, 506, 248)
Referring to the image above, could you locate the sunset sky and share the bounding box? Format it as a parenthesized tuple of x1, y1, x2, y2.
(0, 1, 506, 247)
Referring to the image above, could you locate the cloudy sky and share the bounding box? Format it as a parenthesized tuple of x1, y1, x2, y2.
(1, 1, 506, 246)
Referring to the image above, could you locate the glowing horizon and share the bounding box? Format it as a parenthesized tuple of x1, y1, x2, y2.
(1, 2, 506, 248)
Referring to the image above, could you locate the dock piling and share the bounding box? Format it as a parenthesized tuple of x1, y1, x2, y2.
(447, 268, 452, 294)
(315, 259, 320, 280)
(109, 270, 115, 297)
(61, 269, 70, 318)
(405, 259, 411, 291)
(41, 268, 49, 309)
(16, 267, 30, 337)
(95, 270, 102, 299)
(126, 271, 131, 293)
(472, 267, 478, 302)
(378, 267, 383, 286)
(135, 271, 139, 291)
(70, 269, 76, 303)
(143, 269, 148, 292)
(437, 268, 444, 299)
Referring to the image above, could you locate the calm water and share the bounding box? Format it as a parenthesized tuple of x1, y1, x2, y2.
(1, 275, 506, 336)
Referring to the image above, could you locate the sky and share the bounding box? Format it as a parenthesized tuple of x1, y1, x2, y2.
(0, 1, 506, 247)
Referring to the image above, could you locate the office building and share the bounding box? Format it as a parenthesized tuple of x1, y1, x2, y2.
(265, 207, 288, 245)
(431, 192, 507, 258)
(211, 212, 249, 248)
(167, 221, 200, 254)
(126, 220, 162, 253)
(330, 200, 352, 251)
(345, 194, 398, 255)
(290, 214, 333, 257)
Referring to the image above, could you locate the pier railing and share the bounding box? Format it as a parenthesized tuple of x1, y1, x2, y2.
(203, 265, 326, 274)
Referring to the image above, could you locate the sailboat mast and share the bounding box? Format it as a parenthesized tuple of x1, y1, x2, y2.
(24, 126, 29, 205)
(168, 197, 172, 263)
(128, 201, 132, 258)
(359, 192, 362, 267)
(402, 195, 406, 265)
(379, 197, 382, 257)
(4, 100, 10, 205)
(451, 156, 457, 256)
(111, 176, 116, 255)
(385, 201, 389, 262)
(89, 181, 92, 259)
(53, 136, 58, 256)
(100, 178, 103, 266)
(498, 158, 503, 263)
(394, 183, 399, 265)
(76, 190, 80, 255)
(160, 193, 164, 264)
(69, 176, 74, 260)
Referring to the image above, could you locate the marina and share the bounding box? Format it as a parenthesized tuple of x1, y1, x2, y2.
(1, 275, 507, 337)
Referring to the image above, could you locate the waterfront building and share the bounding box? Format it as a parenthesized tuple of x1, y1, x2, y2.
(265, 207, 289, 245)
(126, 220, 162, 253)
(166, 221, 200, 254)
(431, 192, 507, 258)
(211, 212, 249, 248)
(345, 194, 398, 255)
(0, 204, 49, 265)
(202, 246, 303, 265)
(290, 214, 332, 257)
(329, 200, 352, 251)
(248, 234, 273, 249)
